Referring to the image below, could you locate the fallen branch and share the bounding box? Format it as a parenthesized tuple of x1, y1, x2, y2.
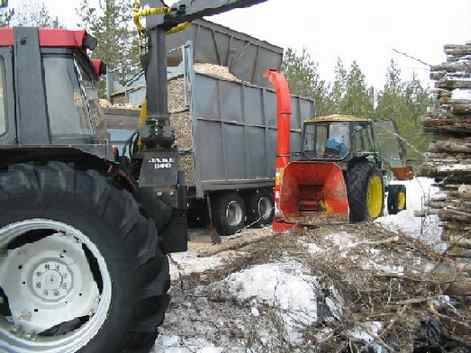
(197, 230, 274, 257)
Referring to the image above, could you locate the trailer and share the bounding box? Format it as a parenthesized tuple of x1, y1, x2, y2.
(106, 49, 314, 235)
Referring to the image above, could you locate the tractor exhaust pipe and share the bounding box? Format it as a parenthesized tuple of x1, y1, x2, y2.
(265, 69, 294, 233)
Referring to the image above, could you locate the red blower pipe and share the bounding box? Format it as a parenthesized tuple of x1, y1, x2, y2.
(265, 69, 294, 234)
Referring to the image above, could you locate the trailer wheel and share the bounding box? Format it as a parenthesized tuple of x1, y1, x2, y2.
(247, 190, 274, 227)
(0, 162, 169, 353)
(212, 192, 246, 235)
(387, 184, 407, 215)
(347, 162, 385, 223)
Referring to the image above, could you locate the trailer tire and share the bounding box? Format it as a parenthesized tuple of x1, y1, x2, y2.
(387, 184, 407, 215)
(347, 162, 385, 223)
(212, 192, 246, 236)
(247, 190, 274, 227)
(0, 162, 169, 353)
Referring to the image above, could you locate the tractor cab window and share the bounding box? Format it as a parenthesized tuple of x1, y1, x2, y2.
(0, 58, 6, 135)
(351, 123, 374, 153)
(43, 55, 97, 144)
(303, 122, 350, 160)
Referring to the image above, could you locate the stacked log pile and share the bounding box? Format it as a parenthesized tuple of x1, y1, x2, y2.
(422, 42, 471, 258)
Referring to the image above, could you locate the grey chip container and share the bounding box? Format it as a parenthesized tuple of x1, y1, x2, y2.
(167, 18, 284, 86)
(180, 48, 315, 198)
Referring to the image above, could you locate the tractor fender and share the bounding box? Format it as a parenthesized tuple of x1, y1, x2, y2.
(0, 146, 137, 193)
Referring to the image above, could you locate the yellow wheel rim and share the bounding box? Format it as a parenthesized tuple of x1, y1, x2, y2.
(367, 175, 383, 219)
(397, 191, 406, 210)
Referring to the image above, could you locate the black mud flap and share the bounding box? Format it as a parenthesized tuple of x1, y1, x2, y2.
(137, 151, 188, 253)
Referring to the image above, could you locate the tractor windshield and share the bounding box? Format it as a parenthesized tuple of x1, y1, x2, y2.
(303, 122, 351, 160)
(43, 55, 102, 144)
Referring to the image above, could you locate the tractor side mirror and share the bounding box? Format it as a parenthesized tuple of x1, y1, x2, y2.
(91, 59, 106, 78)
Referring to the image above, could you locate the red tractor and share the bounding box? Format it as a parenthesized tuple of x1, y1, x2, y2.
(0, 1, 268, 352)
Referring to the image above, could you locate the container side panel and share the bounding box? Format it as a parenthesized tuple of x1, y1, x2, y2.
(230, 44, 258, 83)
(256, 47, 284, 85)
(196, 120, 224, 179)
(291, 97, 301, 130)
(223, 124, 245, 179)
(267, 129, 277, 175)
(264, 91, 277, 127)
(247, 127, 268, 178)
(193, 75, 219, 119)
(300, 99, 315, 120)
(214, 31, 230, 66)
(220, 80, 243, 123)
(244, 86, 264, 126)
(291, 132, 302, 154)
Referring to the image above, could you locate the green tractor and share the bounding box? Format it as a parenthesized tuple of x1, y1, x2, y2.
(274, 113, 410, 227)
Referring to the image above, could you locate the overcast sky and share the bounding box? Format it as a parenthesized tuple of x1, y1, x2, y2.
(40, 0, 471, 88)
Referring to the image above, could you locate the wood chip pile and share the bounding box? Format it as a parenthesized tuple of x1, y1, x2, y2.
(193, 63, 241, 82)
(169, 64, 242, 185)
(168, 77, 194, 185)
(421, 42, 471, 258)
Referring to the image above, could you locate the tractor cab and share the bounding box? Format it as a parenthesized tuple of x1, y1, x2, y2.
(301, 115, 379, 165)
(0, 28, 107, 151)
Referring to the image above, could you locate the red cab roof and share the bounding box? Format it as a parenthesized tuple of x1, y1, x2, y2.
(0, 28, 88, 48)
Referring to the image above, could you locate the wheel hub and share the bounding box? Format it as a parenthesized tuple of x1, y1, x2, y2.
(31, 260, 73, 302)
(0, 233, 99, 335)
(226, 201, 243, 227)
(258, 196, 273, 220)
(0, 219, 111, 353)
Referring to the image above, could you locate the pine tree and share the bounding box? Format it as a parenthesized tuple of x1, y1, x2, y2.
(330, 58, 347, 112)
(0, 0, 59, 27)
(340, 61, 373, 117)
(0, 7, 14, 26)
(77, 0, 141, 91)
(375, 60, 431, 161)
(282, 48, 333, 116)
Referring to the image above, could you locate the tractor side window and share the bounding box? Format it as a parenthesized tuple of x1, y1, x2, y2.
(352, 124, 373, 152)
(303, 124, 316, 152)
(43, 56, 94, 143)
(0, 58, 6, 135)
(316, 125, 328, 155)
(360, 126, 374, 151)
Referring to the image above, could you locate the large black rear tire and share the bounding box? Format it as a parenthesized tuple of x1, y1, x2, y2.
(246, 190, 274, 227)
(212, 192, 246, 236)
(347, 162, 385, 223)
(0, 162, 169, 353)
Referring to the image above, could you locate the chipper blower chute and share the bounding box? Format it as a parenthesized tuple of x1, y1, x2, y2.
(266, 70, 408, 233)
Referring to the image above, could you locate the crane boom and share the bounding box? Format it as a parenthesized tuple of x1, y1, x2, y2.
(164, 0, 268, 26)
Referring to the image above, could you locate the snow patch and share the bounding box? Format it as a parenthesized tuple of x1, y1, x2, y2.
(437, 164, 471, 172)
(451, 88, 471, 100)
(349, 322, 385, 353)
(154, 335, 223, 353)
(209, 261, 321, 344)
(377, 177, 445, 250)
(169, 251, 228, 281)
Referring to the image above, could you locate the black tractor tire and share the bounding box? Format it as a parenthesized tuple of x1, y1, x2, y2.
(0, 162, 169, 353)
(187, 200, 210, 228)
(246, 190, 274, 227)
(347, 162, 385, 223)
(212, 192, 247, 236)
(387, 184, 407, 215)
